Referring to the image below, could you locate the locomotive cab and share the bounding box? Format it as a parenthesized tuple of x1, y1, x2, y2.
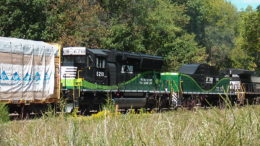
(85, 49, 109, 85)
(61, 48, 110, 85)
(61, 47, 87, 88)
(224, 69, 260, 93)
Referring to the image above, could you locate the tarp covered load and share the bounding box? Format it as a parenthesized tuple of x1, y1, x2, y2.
(0, 37, 59, 102)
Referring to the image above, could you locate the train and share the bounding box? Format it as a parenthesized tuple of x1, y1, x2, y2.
(0, 37, 260, 115)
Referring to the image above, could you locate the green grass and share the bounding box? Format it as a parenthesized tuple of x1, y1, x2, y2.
(0, 103, 9, 123)
(0, 106, 259, 146)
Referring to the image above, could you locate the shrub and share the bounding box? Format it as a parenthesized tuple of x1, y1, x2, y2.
(0, 103, 9, 123)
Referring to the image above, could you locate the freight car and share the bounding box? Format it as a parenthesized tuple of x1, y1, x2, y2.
(0, 37, 61, 115)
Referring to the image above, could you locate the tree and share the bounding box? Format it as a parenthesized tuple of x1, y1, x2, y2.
(185, 0, 239, 69)
(101, 0, 207, 71)
(43, 0, 107, 47)
(231, 6, 260, 71)
(0, 0, 49, 40)
(0, 0, 107, 47)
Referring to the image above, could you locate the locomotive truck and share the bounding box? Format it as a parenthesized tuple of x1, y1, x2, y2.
(0, 37, 259, 115)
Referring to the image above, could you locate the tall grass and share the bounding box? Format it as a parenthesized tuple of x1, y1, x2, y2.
(0, 105, 259, 145)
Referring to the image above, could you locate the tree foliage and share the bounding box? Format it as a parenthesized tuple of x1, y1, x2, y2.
(231, 7, 260, 71)
(0, 0, 49, 40)
(43, 0, 107, 47)
(0, 0, 259, 71)
(185, 0, 239, 69)
(101, 0, 206, 70)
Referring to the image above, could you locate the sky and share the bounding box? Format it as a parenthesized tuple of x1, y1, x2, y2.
(226, 0, 260, 10)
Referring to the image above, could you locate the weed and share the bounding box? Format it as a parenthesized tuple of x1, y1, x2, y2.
(102, 95, 115, 112)
(0, 103, 9, 123)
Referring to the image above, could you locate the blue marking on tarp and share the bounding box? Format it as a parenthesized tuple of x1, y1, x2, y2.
(34, 72, 41, 81)
(1, 71, 9, 80)
(23, 73, 32, 81)
(44, 73, 50, 81)
(11, 72, 21, 81)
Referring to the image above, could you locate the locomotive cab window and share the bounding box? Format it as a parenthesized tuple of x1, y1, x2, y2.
(96, 57, 106, 68)
(75, 56, 85, 64)
(63, 56, 74, 66)
(87, 55, 94, 67)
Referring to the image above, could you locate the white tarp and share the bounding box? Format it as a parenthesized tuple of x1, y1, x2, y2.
(0, 37, 58, 56)
(0, 37, 58, 101)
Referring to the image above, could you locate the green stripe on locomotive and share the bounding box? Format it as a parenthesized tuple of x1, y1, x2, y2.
(160, 72, 230, 94)
(61, 71, 163, 91)
(180, 74, 230, 93)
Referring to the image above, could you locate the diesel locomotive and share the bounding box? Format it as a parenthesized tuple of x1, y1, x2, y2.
(61, 47, 166, 112)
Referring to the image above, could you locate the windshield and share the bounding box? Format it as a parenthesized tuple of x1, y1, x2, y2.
(63, 56, 85, 66)
(63, 56, 74, 66)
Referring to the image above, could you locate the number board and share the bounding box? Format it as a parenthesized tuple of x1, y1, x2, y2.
(63, 47, 86, 55)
